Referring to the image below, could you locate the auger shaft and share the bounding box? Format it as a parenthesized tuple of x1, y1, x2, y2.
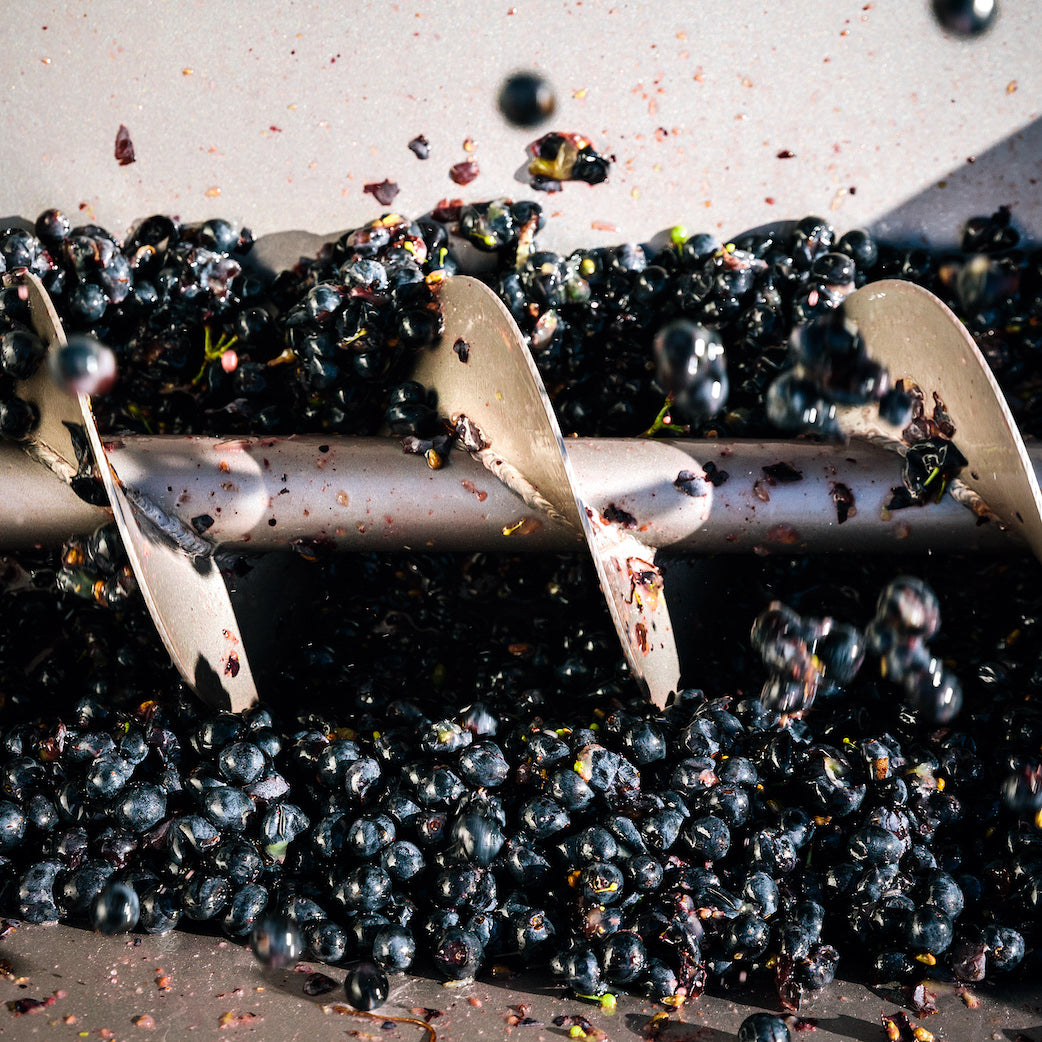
(0, 434, 1028, 555)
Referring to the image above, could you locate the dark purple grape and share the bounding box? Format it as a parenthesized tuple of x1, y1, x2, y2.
(813, 620, 865, 684)
(84, 756, 134, 803)
(765, 372, 839, 436)
(345, 812, 396, 857)
(217, 741, 267, 785)
(908, 906, 954, 955)
(551, 946, 605, 996)
(90, 881, 139, 934)
(835, 228, 878, 271)
(458, 741, 509, 788)
(18, 859, 63, 922)
(903, 659, 963, 724)
(738, 1012, 790, 1042)
(333, 864, 393, 912)
(794, 943, 839, 991)
(600, 930, 646, 984)
(302, 919, 348, 962)
(431, 927, 484, 981)
(498, 71, 556, 128)
(981, 924, 1024, 972)
(200, 786, 254, 832)
(791, 215, 835, 270)
(181, 874, 231, 921)
(344, 959, 390, 1010)
(34, 208, 71, 247)
(449, 810, 505, 865)
(810, 251, 856, 288)
(67, 282, 108, 323)
(222, 883, 269, 938)
(112, 783, 166, 833)
(371, 925, 415, 970)
(652, 320, 728, 423)
(250, 916, 302, 968)
(138, 884, 181, 935)
(875, 577, 941, 639)
(932, 0, 997, 36)
(682, 816, 730, 861)
(379, 839, 425, 882)
(0, 329, 45, 380)
(0, 800, 26, 852)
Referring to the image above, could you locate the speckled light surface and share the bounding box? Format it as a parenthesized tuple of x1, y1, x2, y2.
(2, 1, 1039, 250)
(0, 924, 1040, 1042)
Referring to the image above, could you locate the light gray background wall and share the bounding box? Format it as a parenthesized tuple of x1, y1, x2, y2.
(2, 1, 1038, 251)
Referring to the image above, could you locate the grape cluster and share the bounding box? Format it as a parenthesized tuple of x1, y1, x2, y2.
(753, 577, 962, 730)
(0, 210, 453, 442)
(867, 578, 963, 725)
(766, 308, 912, 437)
(0, 276, 45, 440)
(55, 522, 137, 609)
(0, 542, 1035, 1016)
(751, 602, 866, 719)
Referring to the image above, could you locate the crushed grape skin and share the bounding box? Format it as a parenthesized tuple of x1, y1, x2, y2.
(114, 125, 136, 166)
(363, 181, 400, 206)
(450, 160, 480, 186)
(408, 135, 431, 160)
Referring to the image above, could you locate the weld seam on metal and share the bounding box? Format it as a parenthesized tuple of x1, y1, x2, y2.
(121, 484, 216, 558)
(24, 440, 78, 485)
(948, 478, 1006, 527)
(470, 446, 571, 527)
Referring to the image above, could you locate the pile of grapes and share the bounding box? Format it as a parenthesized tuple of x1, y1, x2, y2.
(0, 201, 1040, 1022)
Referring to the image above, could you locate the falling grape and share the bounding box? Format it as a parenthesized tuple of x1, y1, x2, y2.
(498, 71, 556, 128)
(931, 0, 997, 36)
(48, 334, 117, 397)
(249, 917, 302, 969)
(90, 881, 140, 935)
(343, 960, 390, 1011)
(652, 320, 728, 423)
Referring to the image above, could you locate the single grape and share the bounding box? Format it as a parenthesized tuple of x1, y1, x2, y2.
(652, 320, 728, 422)
(249, 916, 302, 968)
(90, 881, 140, 935)
(49, 334, 117, 397)
(875, 577, 941, 639)
(931, 0, 997, 36)
(498, 72, 556, 128)
(343, 960, 390, 1011)
(738, 1012, 791, 1042)
(903, 658, 963, 724)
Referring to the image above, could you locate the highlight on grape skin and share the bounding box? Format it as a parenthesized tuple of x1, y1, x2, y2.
(48, 333, 117, 397)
